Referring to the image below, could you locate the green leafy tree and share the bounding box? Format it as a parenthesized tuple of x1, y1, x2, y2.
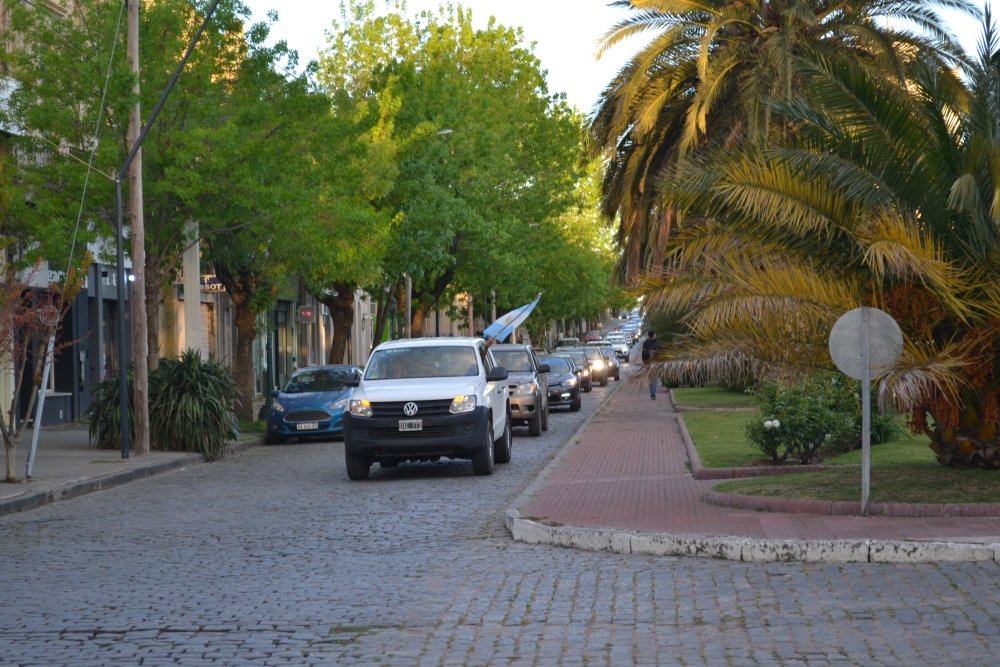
(200, 48, 332, 420)
(319, 1, 583, 339)
(0, 0, 309, 372)
(295, 89, 399, 363)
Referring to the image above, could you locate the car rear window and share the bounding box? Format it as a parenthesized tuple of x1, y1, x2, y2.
(491, 350, 533, 372)
(283, 369, 350, 393)
(365, 346, 480, 380)
(540, 356, 571, 373)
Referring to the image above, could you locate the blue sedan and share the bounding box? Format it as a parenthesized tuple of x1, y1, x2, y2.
(267, 365, 361, 444)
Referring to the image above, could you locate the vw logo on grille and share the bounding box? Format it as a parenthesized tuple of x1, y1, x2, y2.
(403, 402, 419, 416)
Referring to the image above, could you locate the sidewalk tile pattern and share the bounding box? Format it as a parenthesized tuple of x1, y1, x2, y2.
(523, 380, 1000, 543)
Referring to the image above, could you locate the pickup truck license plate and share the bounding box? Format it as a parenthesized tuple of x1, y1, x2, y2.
(399, 419, 423, 432)
(296, 422, 319, 431)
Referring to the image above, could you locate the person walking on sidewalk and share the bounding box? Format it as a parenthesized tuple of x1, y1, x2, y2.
(641, 330, 664, 399)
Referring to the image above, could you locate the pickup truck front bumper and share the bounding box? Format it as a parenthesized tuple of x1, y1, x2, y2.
(344, 406, 490, 461)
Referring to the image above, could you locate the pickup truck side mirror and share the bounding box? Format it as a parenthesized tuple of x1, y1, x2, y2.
(486, 366, 509, 382)
(538, 364, 550, 373)
(343, 375, 360, 388)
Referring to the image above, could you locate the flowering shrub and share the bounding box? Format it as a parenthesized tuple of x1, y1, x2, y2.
(746, 374, 900, 465)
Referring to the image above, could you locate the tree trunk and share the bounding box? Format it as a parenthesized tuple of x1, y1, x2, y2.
(411, 306, 427, 338)
(410, 266, 455, 339)
(232, 303, 257, 421)
(322, 282, 355, 364)
(214, 266, 269, 422)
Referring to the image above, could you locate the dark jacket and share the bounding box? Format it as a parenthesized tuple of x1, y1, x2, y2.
(641, 336, 663, 364)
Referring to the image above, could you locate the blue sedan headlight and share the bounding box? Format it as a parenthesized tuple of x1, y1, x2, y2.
(271, 400, 286, 413)
(330, 398, 349, 411)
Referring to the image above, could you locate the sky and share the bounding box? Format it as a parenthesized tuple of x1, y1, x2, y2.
(243, 0, 991, 115)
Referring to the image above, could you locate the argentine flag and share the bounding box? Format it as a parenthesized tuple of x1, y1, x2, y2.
(482, 293, 542, 343)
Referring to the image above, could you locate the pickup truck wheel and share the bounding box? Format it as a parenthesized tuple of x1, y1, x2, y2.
(600, 376, 608, 387)
(528, 408, 542, 436)
(345, 452, 370, 480)
(471, 425, 495, 475)
(495, 416, 512, 464)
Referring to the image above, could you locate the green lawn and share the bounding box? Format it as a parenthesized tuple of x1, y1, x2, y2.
(713, 463, 1000, 504)
(672, 387, 754, 409)
(239, 419, 267, 434)
(681, 411, 759, 468)
(676, 387, 1000, 503)
(824, 429, 935, 465)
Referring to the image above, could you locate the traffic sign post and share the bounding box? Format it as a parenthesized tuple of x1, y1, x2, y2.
(26, 307, 60, 479)
(829, 307, 903, 516)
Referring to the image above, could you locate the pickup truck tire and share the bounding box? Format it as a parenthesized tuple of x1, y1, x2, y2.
(528, 408, 542, 436)
(600, 376, 608, 387)
(471, 425, 495, 475)
(495, 416, 512, 464)
(345, 451, 371, 480)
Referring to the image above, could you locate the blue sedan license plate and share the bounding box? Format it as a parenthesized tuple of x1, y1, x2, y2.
(399, 420, 422, 432)
(296, 422, 319, 431)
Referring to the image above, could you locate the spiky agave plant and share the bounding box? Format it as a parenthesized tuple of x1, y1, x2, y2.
(148, 349, 238, 461)
(86, 366, 134, 450)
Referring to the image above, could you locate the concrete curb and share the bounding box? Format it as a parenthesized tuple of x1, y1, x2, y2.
(505, 509, 1000, 564)
(0, 435, 267, 518)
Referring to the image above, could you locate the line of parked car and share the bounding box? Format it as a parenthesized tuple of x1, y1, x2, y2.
(263, 336, 634, 481)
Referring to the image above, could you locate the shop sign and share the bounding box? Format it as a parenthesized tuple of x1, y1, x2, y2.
(200, 275, 225, 292)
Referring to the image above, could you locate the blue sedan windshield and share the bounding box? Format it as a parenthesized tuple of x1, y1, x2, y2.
(283, 369, 350, 393)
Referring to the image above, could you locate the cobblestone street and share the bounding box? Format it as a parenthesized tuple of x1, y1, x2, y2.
(3, 371, 1000, 666)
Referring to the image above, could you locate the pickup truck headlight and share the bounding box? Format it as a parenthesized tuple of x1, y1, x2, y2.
(450, 395, 477, 414)
(349, 399, 372, 417)
(514, 382, 537, 396)
(591, 360, 604, 370)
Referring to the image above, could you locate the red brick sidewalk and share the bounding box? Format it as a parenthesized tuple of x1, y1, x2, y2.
(522, 380, 1000, 543)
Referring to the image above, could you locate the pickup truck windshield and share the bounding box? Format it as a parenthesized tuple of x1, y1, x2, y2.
(365, 346, 480, 380)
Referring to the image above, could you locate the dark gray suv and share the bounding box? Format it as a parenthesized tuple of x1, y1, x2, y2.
(490, 344, 550, 436)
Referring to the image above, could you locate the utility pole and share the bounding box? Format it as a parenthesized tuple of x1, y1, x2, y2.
(127, 0, 150, 456)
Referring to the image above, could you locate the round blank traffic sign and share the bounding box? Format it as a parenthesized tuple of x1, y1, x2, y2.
(38, 305, 59, 327)
(829, 307, 903, 380)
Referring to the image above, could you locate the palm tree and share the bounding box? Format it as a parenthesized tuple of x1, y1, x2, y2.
(591, 0, 976, 283)
(639, 14, 1000, 467)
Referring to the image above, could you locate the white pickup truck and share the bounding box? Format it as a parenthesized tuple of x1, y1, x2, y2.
(342, 337, 511, 480)
(605, 333, 630, 360)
